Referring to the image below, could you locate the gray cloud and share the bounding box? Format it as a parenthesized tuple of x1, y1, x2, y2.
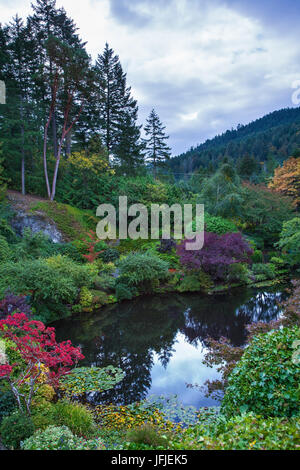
(1, 0, 300, 156)
(109, 0, 152, 28)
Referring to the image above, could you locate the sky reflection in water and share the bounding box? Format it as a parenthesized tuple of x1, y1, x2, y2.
(54, 286, 287, 408)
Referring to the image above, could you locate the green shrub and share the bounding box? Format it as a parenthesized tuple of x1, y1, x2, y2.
(12, 229, 55, 260)
(180, 414, 300, 450)
(99, 248, 120, 263)
(205, 214, 238, 235)
(79, 286, 94, 309)
(54, 242, 83, 263)
(31, 401, 56, 430)
(94, 273, 116, 291)
(251, 249, 263, 263)
(155, 250, 180, 269)
(125, 424, 170, 449)
(0, 218, 17, 243)
(227, 263, 250, 284)
(117, 252, 169, 293)
(221, 326, 300, 418)
(115, 283, 136, 301)
(252, 263, 276, 281)
(52, 401, 96, 438)
(0, 257, 97, 322)
(0, 411, 35, 449)
(191, 214, 238, 235)
(0, 389, 17, 423)
(21, 425, 104, 450)
(0, 235, 12, 263)
(277, 217, 300, 266)
(177, 274, 202, 292)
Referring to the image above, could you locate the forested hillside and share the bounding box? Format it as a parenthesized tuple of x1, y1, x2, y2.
(170, 107, 300, 178)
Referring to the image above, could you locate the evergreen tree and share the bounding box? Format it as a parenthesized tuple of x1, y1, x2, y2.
(113, 113, 145, 175)
(237, 153, 260, 181)
(199, 162, 243, 218)
(143, 109, 171, 179)
(28, 0, 87, 158)
(95, 43, 142, 170)
(0, 16, 39, 195)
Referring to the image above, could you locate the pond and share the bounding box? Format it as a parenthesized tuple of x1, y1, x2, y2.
(54, 285, 288, 409)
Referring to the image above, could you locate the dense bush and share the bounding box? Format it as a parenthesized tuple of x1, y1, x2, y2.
(177, 232, 253, 282)
(241, 183, 294, 247)
(117, 252, 169, 293)
(0, 389, 17, 424)
(115, 282, 137, 301)
(99, 247, 120, 263)
(205, 214, 238, 235)
(0, 256, 97, 321)
(251, 263, 276, 281)
(125, 424, 170, 449)
(277, 217, 300, 266)
(177, 271, 213, 292)
(180, 414, 300, 450)
(31, 401, 56, 431)
(0, 235, 12, 263)
(227, 263, 250, 284)
(21, 425, 104, 450)
(0, 217, 17, 243)
(221, 326, 300, 418)
(52, 401, 96, 438)
(0, 411, 35, 449)
(12, 229, 55, 260)
(251, 249, 263, 263)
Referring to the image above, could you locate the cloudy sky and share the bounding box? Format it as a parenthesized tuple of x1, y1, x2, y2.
(1, 0, 300, 155)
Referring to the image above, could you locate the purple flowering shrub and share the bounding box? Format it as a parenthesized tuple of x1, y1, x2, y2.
(177, 231, 253, 281)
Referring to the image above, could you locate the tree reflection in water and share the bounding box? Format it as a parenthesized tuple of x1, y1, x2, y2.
(54, 286, 288, 407)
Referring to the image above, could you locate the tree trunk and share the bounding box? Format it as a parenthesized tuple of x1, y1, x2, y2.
(52, 112, 58, 159)
(65, 131, 72, 158)
(43, 118, 52, 199)
(21, 155, 25, 196)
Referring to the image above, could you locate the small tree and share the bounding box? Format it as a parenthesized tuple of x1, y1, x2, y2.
(269, 156, 300, 207)
(143, 109, 171, 179)
(0, 313, 84, 415)
(177, 231, 253, 281)
(82, 230, 104, 263)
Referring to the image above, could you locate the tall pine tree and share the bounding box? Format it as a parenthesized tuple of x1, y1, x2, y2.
(143, 109, 171, 179)
(95, 43, 143, 171)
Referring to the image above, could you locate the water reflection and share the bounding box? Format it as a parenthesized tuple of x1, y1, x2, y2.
(54, 286, 287, 407)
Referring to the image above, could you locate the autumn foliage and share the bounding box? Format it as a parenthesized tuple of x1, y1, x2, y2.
(82, 230, 104, 263)
(0, 313, 84, 414)
(269, 157, 300, 207)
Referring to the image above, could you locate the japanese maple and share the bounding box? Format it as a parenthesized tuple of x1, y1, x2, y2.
(82, 230, 104, 263)
(177, 231, 253, 281)
(0, 313, 84, 415)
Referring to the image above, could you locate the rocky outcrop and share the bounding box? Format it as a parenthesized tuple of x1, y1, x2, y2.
(10, 208, 64, 243)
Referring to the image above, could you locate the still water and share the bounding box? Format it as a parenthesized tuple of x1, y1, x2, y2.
(54, 286, 287, 408)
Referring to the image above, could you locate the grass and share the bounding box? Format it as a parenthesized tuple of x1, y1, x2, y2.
(30, 201, 98, 241)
